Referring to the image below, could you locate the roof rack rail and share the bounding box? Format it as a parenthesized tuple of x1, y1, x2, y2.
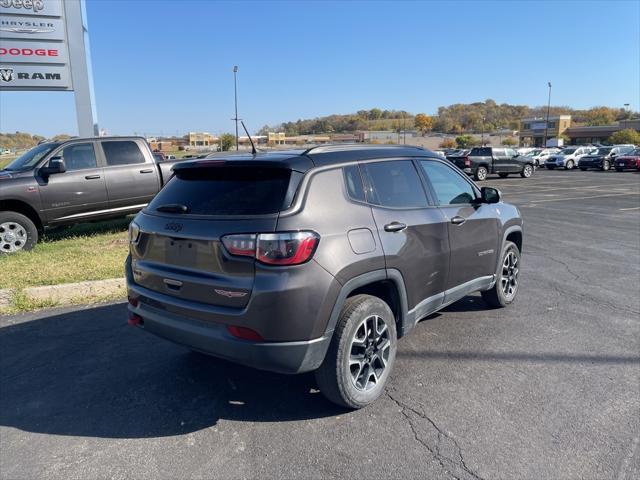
(302, 143, 425, 156)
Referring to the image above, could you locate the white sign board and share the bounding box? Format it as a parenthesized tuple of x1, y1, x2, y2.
(0, 15, 65, 40)
(0, 38, 69, 63)
(0, 0, 97, 135)
(0, 0, 63, 17)
(0, 0, 70, 90)
(0, 63, 69, 87)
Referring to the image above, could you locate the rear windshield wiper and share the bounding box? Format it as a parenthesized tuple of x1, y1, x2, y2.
(155, 203, 189, 213)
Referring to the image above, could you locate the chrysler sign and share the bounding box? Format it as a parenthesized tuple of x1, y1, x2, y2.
(0, 15, 64, 40)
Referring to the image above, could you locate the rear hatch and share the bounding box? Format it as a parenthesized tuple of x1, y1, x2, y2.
(130, 163, 302, 308)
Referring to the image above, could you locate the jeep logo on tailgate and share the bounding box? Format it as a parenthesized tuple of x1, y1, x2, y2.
(165, 222, 183, 233)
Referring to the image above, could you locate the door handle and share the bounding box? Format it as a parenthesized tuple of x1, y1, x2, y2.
(84, 175, 101, 180)
(384, 222, 407, 232)
(451, 216, 466, 225)
(140, 169, 154, 174)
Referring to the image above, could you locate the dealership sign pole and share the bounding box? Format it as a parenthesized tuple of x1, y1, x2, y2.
(0, 0, 98, 136)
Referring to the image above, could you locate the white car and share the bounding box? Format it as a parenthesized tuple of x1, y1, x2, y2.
(545, 146, 596, 170)
(525, 147, 561, 167)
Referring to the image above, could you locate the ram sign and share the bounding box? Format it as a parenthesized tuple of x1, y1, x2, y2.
(0, 0, 71, 89)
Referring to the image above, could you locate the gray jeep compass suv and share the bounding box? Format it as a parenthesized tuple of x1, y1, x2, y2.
(126, 145, 523, 408)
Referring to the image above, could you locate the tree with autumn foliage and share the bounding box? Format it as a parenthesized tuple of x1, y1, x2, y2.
(414, 114, 433, 136)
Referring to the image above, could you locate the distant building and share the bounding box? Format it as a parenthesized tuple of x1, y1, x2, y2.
(565, 119, 640, 145)
(519, 115, 572, 147)
(188, 132, 215, 147)
(268, 132, 286, 146)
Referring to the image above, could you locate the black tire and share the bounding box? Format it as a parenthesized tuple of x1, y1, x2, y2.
(315, 294, 397, 409)
(520, 164, 534, 178)
(481, 241, 520, 308)
(498, 172, 509, 178)
(0, 211, 38, 254)
(566, 160, 574, 170)
(474, 166, 488, 181)
(602, 160, 610, 171)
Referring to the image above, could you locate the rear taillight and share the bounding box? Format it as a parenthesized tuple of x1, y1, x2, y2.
(221, 231, 319, 266)
(464, 156, 470, 167)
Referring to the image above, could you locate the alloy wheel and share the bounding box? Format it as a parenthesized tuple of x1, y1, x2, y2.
(0, 222, 28, 253)
(349, 315, 391, 392)
(501, 250, 519, 299)
(523, 165, 533, 177)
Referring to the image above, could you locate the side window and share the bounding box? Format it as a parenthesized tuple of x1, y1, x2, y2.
(492, 148, 504, 158)
(420, 160, 477, 206)
(343, 165, 366, 202)
(101, 141, 146, 166)
(58, 143, 97, 171)
(361, 160, 427, 208)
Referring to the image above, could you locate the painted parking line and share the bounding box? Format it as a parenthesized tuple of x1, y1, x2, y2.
(521, 191, 640, 206)
(619, 206, 640, 211)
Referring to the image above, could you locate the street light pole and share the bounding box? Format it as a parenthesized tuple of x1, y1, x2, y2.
(543, 82, 552, 148)
(233, 66, 239, 151)
(481, 116, 485, 146)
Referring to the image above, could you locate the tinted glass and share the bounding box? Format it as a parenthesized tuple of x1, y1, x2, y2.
(470, 147, 492, 156)
(420, 160, 477, 205)
(361, 160, 427, 208)
(59, 143, 97, 171)
(102, 141, 145, 166)
(343, 165, 366, 202)
(493, 148, 505, 157)
(148, 167, 293, 215)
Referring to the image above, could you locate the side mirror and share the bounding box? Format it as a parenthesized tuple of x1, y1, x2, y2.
(480, 186, 501, 204)
(41, 157, 66, 176)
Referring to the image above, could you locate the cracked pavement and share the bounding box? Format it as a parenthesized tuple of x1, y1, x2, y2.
(1, 169, 639, 479)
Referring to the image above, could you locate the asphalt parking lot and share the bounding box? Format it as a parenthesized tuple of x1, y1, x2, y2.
(1, 169, 639, 480)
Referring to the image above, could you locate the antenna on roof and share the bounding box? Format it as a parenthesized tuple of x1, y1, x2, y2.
(240, 121, 257, 155)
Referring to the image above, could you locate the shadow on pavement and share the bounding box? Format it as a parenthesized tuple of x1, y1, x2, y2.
(0, 303, 342, 439)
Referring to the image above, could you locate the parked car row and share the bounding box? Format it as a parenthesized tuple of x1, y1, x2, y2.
(545, 145, 636, 171)
(446, 147, 535, 181)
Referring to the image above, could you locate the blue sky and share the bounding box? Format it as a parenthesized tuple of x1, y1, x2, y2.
(1, 0, 639, 137)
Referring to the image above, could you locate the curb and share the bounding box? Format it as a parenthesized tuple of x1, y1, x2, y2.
(0, 278, 126, 312)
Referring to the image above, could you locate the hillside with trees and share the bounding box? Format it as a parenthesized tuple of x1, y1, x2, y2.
(259, 101, 636, 136)
(0, 132, 72, 151)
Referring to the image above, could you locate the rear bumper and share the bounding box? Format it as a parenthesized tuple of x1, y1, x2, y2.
(127, 292, 330, 374)
(125, 255, 337, 374)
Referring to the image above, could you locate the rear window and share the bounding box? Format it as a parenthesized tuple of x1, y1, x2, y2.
(102, 141, 146, 166)
(148, 167, 295, 216)
(470, 147, 492, 156)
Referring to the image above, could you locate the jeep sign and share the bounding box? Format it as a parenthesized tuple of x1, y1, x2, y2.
(0, 0, 63, 17)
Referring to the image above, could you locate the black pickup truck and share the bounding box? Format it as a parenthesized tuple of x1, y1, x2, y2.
(450, 146, 535, 181)
(0, 136, 179, 253)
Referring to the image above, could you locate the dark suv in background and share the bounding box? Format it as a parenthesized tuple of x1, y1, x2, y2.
(450, 146, 535, 181)
(126, 145, 524, 408)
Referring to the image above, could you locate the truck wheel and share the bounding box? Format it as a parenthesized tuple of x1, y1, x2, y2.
(498, 172, 509, 178)
(474, 166, 488, 181)
(0, 212, 38, 253)
(602, 160, 610, 171)
(315, 294, 397, 409)
(520, 164, 534, 178)
(481, 241, 520, 308)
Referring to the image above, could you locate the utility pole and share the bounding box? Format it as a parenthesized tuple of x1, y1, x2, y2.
(481, 116, 485, 146)
(233, 66, 239, 151)
(543, 82, 552, 148)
